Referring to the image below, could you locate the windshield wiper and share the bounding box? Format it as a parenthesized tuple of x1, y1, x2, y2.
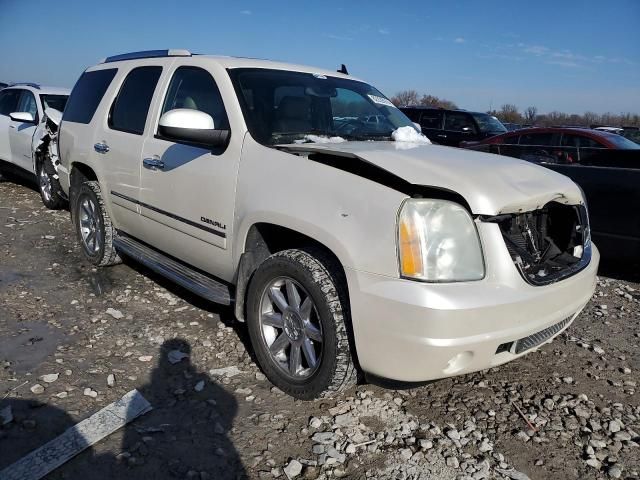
(341, 132, 393, 141)
(271, 130, 338, 144)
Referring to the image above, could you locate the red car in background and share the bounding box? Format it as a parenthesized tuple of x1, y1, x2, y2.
(460, 126, 640, 266)
(461, 127, 639, 161)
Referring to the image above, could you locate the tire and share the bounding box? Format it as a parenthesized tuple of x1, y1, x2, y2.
(37, 154, 66, 210)
(246, 248, 357, 399)
(72, 181, 121, 266)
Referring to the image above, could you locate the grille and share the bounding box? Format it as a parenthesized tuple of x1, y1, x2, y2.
(496, 316, 573, 355)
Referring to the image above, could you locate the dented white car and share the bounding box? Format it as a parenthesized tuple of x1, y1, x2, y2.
(58, 51, 599, 399)
(0, 83, 69, 208)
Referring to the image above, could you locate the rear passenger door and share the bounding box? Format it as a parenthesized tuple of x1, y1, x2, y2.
(137, 63, 241, 278)
(0, 89, 22, 164)
(94, 65, 163, 235)
(517, 132, 561, 163)
(418, 110, 444, 143)
(442, 111, 477, 147)
(8, 90, 39, 172)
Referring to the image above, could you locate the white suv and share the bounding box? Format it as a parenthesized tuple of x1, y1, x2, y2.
(0, 83, 70, 208)
(58, 50, 598, 399)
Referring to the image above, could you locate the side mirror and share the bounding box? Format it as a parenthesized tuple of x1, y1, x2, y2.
(158, 109, 229, 148)
(10, 112, 36, 123)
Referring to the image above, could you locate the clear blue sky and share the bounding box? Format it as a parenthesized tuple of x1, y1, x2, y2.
(1, 0, 638, 114)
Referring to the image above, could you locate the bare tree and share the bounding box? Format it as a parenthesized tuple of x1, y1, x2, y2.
(419, 94, 458, 109)
(497, 104, 521, 124)
(524, 106, 538, 124)
(388, 89, 640, 128)
(390, 90, 419, 107)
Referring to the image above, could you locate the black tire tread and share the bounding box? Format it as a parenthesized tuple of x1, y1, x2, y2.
(248, 248, 357, 399)
(74, 181, 121, 267)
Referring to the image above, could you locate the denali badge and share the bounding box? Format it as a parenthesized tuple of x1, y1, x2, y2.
(201, 216, 226, 230)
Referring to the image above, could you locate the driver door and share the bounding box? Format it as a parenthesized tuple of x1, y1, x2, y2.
(137, 64, 241, 277)
(0, 89, 23, 165)
(8, 90, 40, 172)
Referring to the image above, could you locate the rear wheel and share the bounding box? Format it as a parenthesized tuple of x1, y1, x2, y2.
(246, 248, 357, 399)
(72, 181, 121, 266)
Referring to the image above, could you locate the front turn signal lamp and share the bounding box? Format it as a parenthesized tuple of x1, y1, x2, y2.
(397, 199, 485, 282)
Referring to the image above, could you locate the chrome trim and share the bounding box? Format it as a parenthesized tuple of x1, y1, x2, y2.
(110, 191, 226, 238)
(142, 158, 165, 170)
(512, 316, 573, 354)
(94, 142, 109, 154)
(103, 49, 192, 63)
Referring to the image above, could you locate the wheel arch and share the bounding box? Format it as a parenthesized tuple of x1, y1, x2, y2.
(235, 221, 361, 379)
(234, 222, 351, 323)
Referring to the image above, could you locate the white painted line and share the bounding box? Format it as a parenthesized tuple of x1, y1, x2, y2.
(0, 389, 152, 480)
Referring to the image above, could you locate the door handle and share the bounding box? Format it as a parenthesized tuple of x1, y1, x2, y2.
(143, 158, 165, 170)
(437, 134, 447, 138)
(94, 142, 110, 154)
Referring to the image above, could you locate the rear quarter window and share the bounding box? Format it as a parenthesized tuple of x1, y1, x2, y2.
(63, 69, 117, 124)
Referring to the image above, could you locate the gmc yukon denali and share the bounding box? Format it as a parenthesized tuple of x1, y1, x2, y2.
(57, 50, 599, 399)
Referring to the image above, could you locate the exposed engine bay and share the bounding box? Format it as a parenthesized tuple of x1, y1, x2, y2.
(32, 107, 62, 174)
(484, 202, 591, 285)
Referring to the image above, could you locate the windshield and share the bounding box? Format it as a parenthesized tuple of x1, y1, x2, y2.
(622, 130, 640, 145)
(40, 94, 68, 112)
(228, 68, 415, 144)
(604, 132, 640, 149)
(471, 113, 507, 134)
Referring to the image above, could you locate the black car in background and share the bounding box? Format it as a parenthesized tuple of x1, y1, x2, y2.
(0, 82, 8, 89)
(400, 106, 507, 146)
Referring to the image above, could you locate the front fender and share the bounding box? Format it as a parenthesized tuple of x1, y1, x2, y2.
(233, 136, 407, 277)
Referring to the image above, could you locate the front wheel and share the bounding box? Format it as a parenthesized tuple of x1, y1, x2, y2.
(37, 156, 66, 210)
(72, 181, 121, 266)
(246, 248, 357, 399)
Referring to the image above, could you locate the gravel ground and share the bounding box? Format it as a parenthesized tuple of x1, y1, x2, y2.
(0, 177, 639, 480)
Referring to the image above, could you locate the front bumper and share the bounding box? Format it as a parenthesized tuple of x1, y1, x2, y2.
(345, 244, 599, 382)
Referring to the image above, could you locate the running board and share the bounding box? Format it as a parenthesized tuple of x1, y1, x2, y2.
(113, 235, 232, 305)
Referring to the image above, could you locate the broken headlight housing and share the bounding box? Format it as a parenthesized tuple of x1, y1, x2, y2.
(397, 199, 485, 282)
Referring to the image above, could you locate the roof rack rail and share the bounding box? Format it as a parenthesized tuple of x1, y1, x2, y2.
(102, 49, 192, 63)
(9, 82, 41, 89)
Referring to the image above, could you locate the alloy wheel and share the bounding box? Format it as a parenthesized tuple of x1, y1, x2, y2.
(258, 277, 323, 379)
(78, 195, 102, 254)
(39, 164, 52, 203)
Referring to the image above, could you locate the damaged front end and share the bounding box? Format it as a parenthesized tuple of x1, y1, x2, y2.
(484, 202, 591, 285)
(32, 107, 62, 174)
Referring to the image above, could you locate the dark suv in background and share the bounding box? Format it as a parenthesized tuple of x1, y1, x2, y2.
(400, 107, 507, 147)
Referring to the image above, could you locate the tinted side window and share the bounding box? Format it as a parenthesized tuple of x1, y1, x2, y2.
(161, 67, 229, 129)
(502, 134, 520, 145)
(0, 89, 21, 116)
(520, 133, 554, 146)
(401, 108, 420, 122)
(419, 110, 443, 129)
(444, 112, 476, 132)
(64, 69, 117, 124)
(561, 134, 604, 148)
(109, 66, 162, 135)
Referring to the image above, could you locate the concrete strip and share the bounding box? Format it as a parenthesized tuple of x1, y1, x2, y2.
(0, 389, 152, 480)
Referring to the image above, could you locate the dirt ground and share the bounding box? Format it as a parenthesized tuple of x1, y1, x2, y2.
(1, 176, 639, 480)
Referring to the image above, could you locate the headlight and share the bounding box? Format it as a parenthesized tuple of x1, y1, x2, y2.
(398, 199, 485, 282)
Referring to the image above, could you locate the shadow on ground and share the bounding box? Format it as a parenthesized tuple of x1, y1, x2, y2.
(0, 339, 247, 479)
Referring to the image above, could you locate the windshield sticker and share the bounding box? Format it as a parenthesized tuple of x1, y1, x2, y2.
(313, 73, 327, 79)
(368, 94, 395, 107)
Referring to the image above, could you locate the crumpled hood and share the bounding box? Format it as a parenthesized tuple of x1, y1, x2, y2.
(280, 141, 583, 215)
